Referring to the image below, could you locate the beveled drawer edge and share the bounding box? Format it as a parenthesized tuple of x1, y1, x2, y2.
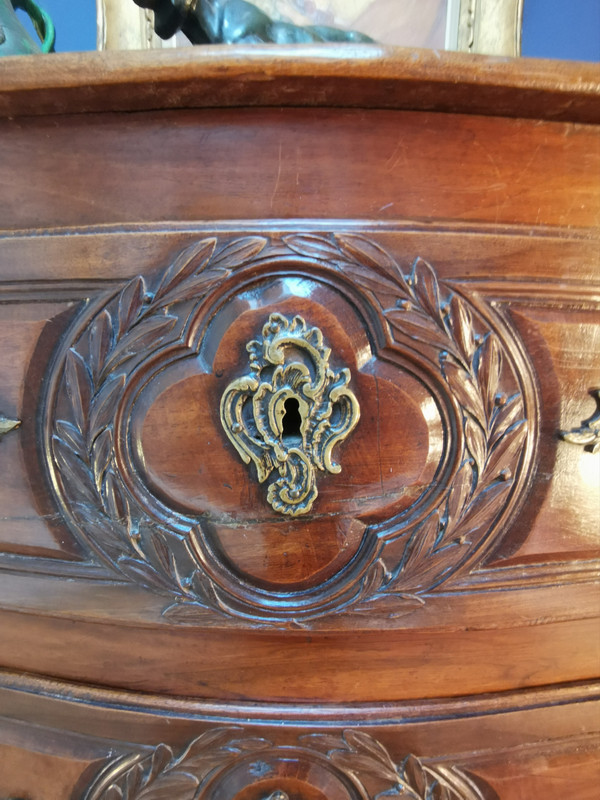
(1, 668, 598, 726)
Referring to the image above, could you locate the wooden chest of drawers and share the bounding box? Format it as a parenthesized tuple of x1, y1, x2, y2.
(0, 45, 599, 799)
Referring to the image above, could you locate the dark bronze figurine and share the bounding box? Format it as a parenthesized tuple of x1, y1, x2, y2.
(133, 0, 373, 45)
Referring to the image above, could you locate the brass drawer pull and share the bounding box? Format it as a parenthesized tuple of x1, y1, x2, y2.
(560, 389, 600, 454)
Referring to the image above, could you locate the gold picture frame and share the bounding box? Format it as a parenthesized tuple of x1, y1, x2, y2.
(96, 0, 523, 57)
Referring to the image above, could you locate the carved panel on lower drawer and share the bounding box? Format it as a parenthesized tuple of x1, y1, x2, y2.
(42, 233, 538, 626)
(83, 728, 496, 800)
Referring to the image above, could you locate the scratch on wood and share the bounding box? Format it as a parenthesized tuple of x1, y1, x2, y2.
(270, 141, 283, 210)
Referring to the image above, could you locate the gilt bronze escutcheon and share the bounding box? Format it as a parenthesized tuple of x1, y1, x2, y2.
(220, 313, 360, 516)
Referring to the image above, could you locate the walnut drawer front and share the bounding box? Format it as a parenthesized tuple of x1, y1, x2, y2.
(0, 47, 599, 800)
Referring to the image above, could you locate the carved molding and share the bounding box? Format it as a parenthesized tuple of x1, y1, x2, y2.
(45, 234, 535, 624)
(83, 728, 494, 800)
(560, 389, 600, 454)
(220, 312, 360, 516)
(0, 412, 20, 442)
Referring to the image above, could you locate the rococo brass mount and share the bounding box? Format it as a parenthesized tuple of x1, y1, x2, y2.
(220, 313, 360, 516)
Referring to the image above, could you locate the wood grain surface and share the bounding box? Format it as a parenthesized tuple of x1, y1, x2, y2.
(0, 45, 599, 122)
(0, 47, 598, 799)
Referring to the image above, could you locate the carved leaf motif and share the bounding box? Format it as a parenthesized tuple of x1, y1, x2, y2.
(343, 264, 403, 297)
(92, 428, 113, 492)
(442, 360, 487, 425)
(153, 238, 217, 302)
(210, 235, 267, 267)
(356, 558, 391, 601)
(89, 375, 126, 443)
(283, 233, 346, 262)
(299, 733, 346, 752)
(330, 750, 401, 782)
(125, 763, 145, 796)
(102, 471, 130, 523)
(448, 294, 476, 366)
(335, 234, 410, 290)
(446, 462, 474, 523)
(88, 309, 113, 382)
(464, 416, 487, 481)
(385, 308, 459, 356)
(411, 257, 444, 328)
(52, 436, 98, 505)
(117, 276, 146, 338)
(117, 557, 178, 595)
(146, 744, 173, 783)
(178, 728, 243, 763)
(131, 529, 171, 582)
(343, 730, 399, 774)
(458, 481, 510, 537)
(485, 420, 526, 481)
(64, 348, 92, 436)
(351, 592, 425, 618)
(54, 419, 84, 454)
(76, 512, 125, 558)
(401, 511, 442, 575)
(476, 334, 503, 422)
(103, 314, 177, 374)
(403, 754, 428, 797)
(489, 393, 523, 448)
(429, 765, 489, 800)
(49, 239, 239, 617)
(160, 601, 213, 621)
(155, 268, 229, 306)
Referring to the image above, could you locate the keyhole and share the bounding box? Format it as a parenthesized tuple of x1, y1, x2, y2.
(282, 397, 302, 438)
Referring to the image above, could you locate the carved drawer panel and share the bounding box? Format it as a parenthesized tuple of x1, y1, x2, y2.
(40, 232, 535, 624)
(0, 46, 599, 798)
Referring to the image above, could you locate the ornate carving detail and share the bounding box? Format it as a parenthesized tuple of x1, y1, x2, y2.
(282, 236, 531, 616)
(47, 238, 268, 616)
(0, 412, 20, 442)
(83, 728, 493, 800)
(45, 234, 534, 624)
(560, 389, 600, 454)
(221, 313, 360, 516)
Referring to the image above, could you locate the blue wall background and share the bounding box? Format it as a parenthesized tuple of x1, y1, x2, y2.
(523, 0, 600, 61)
(20, 0, 97, 52)
(16, 0, 600, 61)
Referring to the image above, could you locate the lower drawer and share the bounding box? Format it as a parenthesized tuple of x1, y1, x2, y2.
(0, 672, 598, 800)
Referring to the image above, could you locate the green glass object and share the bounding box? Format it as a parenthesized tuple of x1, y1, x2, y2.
(0, 0, 55, 56)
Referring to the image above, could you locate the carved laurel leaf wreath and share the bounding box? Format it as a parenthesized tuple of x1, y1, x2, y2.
(51, 238, 269, 615)
(83, 728, 492, 800)
(49, 234, 529, 623)
(282, 235, 528, 616)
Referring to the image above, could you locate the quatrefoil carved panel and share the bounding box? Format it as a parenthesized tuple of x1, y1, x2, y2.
(220, 313, 360, 516)
(44, 233, 537, 624)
